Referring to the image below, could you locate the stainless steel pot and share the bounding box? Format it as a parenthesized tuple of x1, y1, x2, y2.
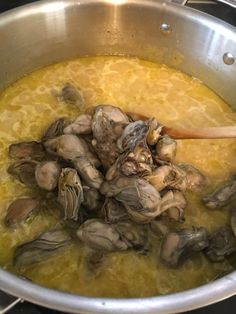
(0, 0, 236, 313)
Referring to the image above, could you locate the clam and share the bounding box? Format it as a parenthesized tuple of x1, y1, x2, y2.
(14, 229, 72, 267)
(160, 227, 209, 267)
(9, 141, 45, 160)
(58, 168, 84, 221)
(35, 161, 61, 191)
(202, 177, 236, 209)
(64, 114, 92, 135)
(92, 105, 129, 169)
(73, 156, 104, 189)
(4, 198, 39, 228)
(155, 135, 177, 162)
(7, 159, 38, 187)
(60, 83, 85, 108)
(178, 163, 206, 192)
(205, 226, 236, 262)
(41, 118, 66, 142)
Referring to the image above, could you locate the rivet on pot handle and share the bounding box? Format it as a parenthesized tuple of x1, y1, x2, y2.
(169, 0, 236, 9)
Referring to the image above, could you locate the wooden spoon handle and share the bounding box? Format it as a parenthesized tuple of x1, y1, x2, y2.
(162, 126, 236, 139)
(126, 111, 236, 139)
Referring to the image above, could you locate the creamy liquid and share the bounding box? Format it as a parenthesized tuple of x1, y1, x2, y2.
(0, 56, 236, 297)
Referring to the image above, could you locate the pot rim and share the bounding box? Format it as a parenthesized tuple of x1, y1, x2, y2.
(0, 1, 236, 313)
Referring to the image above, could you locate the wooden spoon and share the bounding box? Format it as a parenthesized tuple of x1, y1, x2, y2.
(126, 112, 236, 140)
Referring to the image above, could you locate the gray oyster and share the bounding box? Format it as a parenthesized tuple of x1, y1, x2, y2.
(4, 198, 39, 228)
(101, 198, 129, 223)
(83, 186, 103, 212)
(77, 218, 147, 251)
(9, 141, 45, 160)
(160, 190, 186, 222)
(77, 219, 128, 251)
(58, 168, 84, 221)
(231, 210, 236, 237)
(147, 165, 187, 192)
(106, 144, 153, 180)
(44, 134, 100, 166)
(64, 114, 92, 135)
(117, 120, 149, 152)
(7, 159, 38, 187)
(155, 135, 177, 162)
(205, 226, 236, 262)
(202, 177, 236, 209)
(60, 83, 85, 108)
(41, 118, 66, 142)
(35, 161, 61, 191)
(92, 105, 129, 169)
(160, 227, 209, 267)
(85, 250, 105, 274)
(14, 229, 71, 267)
(100, 176, 161, 212)
(150, 219, 169, 236)
(146, 118, 163, 146)
(73, 156, 104, 189)
(178, 163, 206, 192)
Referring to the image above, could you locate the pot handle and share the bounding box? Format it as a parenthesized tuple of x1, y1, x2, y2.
(170, 0, 236, 9)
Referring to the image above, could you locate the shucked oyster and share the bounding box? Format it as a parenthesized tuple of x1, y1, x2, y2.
(41, 118, 66, 142)
(202, 177, 236, 209)
(7, 159, 38, 187)
(160, 227, 209, 267)
(147, 165, 187, 192)
(77, 218, 147, 251)
(117, 120, 149, 152)
(160, 190, 186, 222)
(44, 134, 100, 166)
(100, 176, 161, 212)
(64, 114, 92, 135)
(92, 105, 129, 169)
(59, 83, 85, 108)
(14, 229, 72, 267)
(82, 186, 103, 212)
(35, 161, 61, 191)
(58, 168, 84, 221)
(4, 198, 39, 228)
(178, 163, 206, 192)
(155, 135, 177, 162)
(9, 141, 45, 160)
(101, 198, 129, 223)
(77, 219, 128, 251)
(73, 156, 104, 189)
(205, 226, 236, 262)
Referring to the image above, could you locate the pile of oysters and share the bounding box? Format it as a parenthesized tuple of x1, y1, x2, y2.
(4, 84, 236, 270)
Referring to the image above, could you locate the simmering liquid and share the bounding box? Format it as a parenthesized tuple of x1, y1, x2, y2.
(0, 56, 236, 297)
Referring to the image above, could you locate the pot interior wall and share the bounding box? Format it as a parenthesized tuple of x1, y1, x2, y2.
(0, 0, 235, 106)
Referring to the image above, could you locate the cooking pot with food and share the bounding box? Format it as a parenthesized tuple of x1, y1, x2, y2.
(0, 0, 236, 313)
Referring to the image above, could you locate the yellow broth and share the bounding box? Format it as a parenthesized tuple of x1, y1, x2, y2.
(0, 56, 236, 297)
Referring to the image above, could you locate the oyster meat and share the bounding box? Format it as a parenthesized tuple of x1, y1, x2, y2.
(64, 114, 92, 135)
(14, 229, 72, 267)
(9, 141, 45, 160)
(4, 198, 39, 228)
(7, 159, 38, 187)
(160, 227, 209, 267)
(35, 161, 61, 191)
(155, 135, 177, 162)
(41, 118, 66, 142)
(58, 168, 84, 221)
(202, 177, 236, 209)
